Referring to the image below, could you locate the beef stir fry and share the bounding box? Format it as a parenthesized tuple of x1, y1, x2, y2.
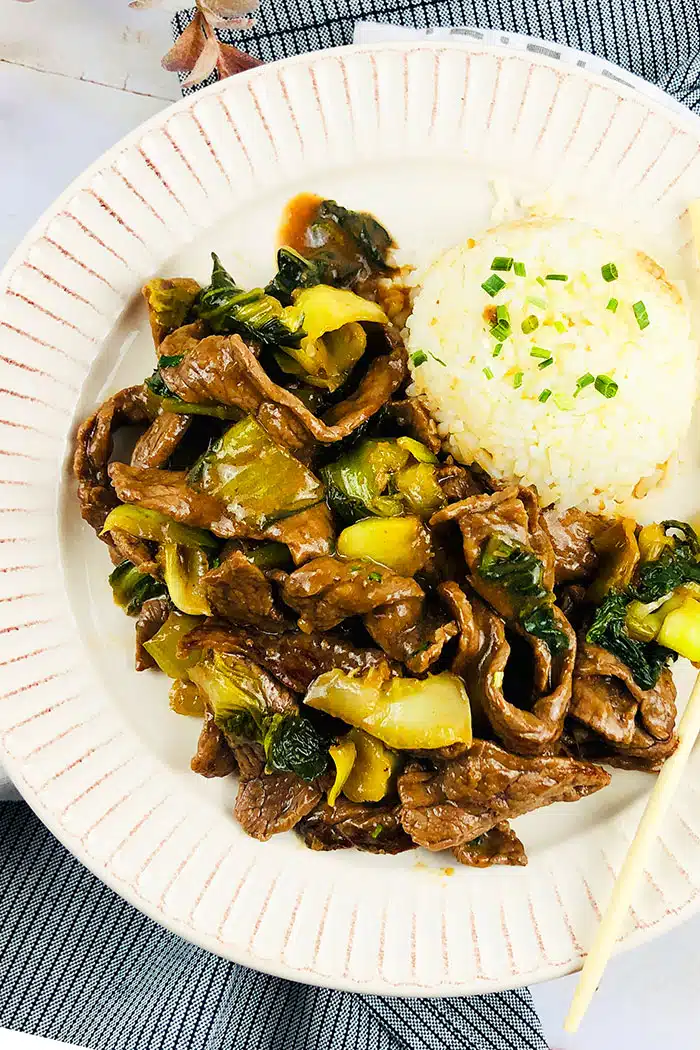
(74, 195, 700, 867)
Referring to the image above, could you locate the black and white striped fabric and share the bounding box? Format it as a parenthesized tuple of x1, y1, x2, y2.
(0, 804, 546, 1049)
(172, 0, 700, 110)
(3, 4, 700, 1047)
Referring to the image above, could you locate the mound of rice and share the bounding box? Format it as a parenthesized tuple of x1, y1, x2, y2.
(406, 217, 698, 510)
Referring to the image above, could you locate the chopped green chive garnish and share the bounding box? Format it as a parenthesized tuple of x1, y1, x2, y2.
(595, 374, 618, 398)
(601, 262, 618, 282)
(489, 322, 510, 341)
(428, 350, 447, 366)
(546, 273, 568, 281)
(606, 298, 619, 313)
(538, 388, 552, 403)
(530, 346, 550, 359)
(496, 304, 510, 325)
(526, 295, 547, 310)
(538, 357, 554, 370)
(368, 571, 383, 582)
(513, 371, 523, 389)
(522, 315, 539, 334)
(574, 372, 595, 396)
(482, 274, 506, 297)
(553, 320, 567, 334)
(370, 824, 384, 839)
(492, 343, 503, 357)
(483, 367, 494, 380)
(410, 350, 428, 367)
(491, 256, 514, 271)
(514, 261, 527, 277)
(633, 300, 650, 330)
(554, 392, 575, 411)
(536, 276, 547, 287)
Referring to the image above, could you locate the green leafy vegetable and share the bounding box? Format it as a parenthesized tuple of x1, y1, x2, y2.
(144, 611, 202, 678)
(102, 504, 218, 550)
(191, 415, 324, 529)
(196, 254, 304, 348)
(478, 536, 548, 601)
(632, 521, 700, 603)
(108, 560, 167, 616)
(263, 713, 330, 781)
(321, 438, 409, 524)
(520, 606, 569, 655)
(586, 590, 671, 690)
(265, 247, 325, 305)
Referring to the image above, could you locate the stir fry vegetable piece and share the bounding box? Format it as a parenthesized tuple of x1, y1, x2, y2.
(102, 505, 218, 551)
(276, 197, 395, 290)
(477, 535, 568, 655)
(478, 535, 548, 601)
(191, 653, 329, 780)
(162, 543, 211, 616)
(393, 462, 446, 518)
(245, 542, 293, 571)
(196, 254, 304, 348)
(109, 560, 167, 615)
(262, 713, 330, 781)
(587, 518, 639, 602)
(327, 737, 357, 806)
(190, 416, 324, 529)
(396, 436, 438, 464)
(637, 522, 675, 564)
(144, 611, 202, 678)
(275, 285, 388, 391)
(342, 728, 400, 803)
(142, 277, 200, 346)
(632, 520, 700, 602)
(625, 584, 700, 642)
(586, 591, 670, 690)
(656, 598, 700, 661)
(322, 438, 408, 522)
(169, 678, 206, 716)
(305, 668, 472, 750)
(265, 247, 324, 305)
(336, 516, 431, 576)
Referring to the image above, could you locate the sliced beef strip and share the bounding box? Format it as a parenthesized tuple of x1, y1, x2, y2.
(452, 821, 527, 868)
(364, 598, 458, 674)
(398, 738, 610, 851)
(263, 502, 334, 565)
(232, 741, 265, 781)
(201, 550, 286, 629)
(74, 385, 153, 562)
(178, 620, 391, 692)
(281, 555, 424, 633)
(156, 320, 207, 360)
(134, 597, 171, 671)
(385, 397, 441, 454)
(569, 641, 678, 768)
(108, 462, 248, 539)
(191, 708, 238, 778)
(234, 770, 322, 841)
(431, 485, 555, 621)
(439, 582, 576, 755)
(541, 507, 607, 585)
(256, 401, 316, 463)
(160, 333, 407, 443)
(298, 799, 414, 854)
(131, 411, 192, 470)
(435, 461, 484, 503)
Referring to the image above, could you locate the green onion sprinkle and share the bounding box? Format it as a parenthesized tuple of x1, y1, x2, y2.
(601, 262, 618, 282)
(633, 300, 650, 330)
(514, 261, 527, 277)
(491, 256, 513, 271)
(482, 274, 506, 297)
(595, 374, 618, 398)
(538, 388, 552, 403)
(522, 315, 539, 334)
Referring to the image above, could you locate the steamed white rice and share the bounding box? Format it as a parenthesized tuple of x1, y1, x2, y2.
(406, 217, 698, 510)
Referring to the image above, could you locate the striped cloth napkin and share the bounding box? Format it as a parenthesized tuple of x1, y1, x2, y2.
(3, 1, 700, 1046)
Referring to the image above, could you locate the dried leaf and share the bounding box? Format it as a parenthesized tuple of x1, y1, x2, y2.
(182, 32, 220, 87)
(162, 10, 207, 74)
(199, 0, 259, 26)
(216, 42, 263, 78)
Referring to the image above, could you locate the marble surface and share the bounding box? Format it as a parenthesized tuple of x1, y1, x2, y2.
(2, 3, 700, 1047)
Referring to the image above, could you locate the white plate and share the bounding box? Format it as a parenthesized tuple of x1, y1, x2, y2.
(2, 40, 700, 996)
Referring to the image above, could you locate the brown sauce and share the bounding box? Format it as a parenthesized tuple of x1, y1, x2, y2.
(278, 192, 323, 251)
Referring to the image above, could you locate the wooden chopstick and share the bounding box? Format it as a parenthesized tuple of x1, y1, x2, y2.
(565, 672, 700, 1033)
